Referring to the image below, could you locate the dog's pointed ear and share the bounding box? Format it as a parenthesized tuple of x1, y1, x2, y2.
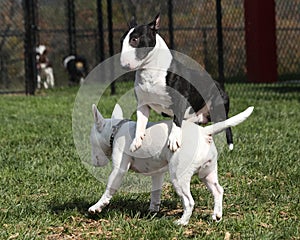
(148, 13, 160, 31)
(111, 104, 124, 120)
(92, 104, 105, 130)
(128, 16, 137, 29)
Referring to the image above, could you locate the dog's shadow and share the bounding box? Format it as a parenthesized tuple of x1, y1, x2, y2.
(49, 198, 91, 215)
(49, 196, 180, 220)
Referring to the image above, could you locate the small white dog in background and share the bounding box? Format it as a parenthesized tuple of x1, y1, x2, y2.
(88, 104, 254, 225)
(36, 45, 55, 89)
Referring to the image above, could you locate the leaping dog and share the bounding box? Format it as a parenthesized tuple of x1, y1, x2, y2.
(120, 14, 232, 152)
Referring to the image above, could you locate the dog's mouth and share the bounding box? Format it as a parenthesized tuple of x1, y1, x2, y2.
(121, 62, 135, 70)
(120, 46, 155, 71)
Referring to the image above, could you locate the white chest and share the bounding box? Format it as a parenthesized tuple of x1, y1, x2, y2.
(135, 70, 173, 115)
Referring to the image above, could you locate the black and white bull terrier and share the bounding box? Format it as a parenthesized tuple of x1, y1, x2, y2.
(120, 14, 233, 152)
(88, 104, 254, 225)
(36, 45, 55, 89)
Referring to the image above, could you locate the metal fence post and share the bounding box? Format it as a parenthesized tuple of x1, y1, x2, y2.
(202, 28, 210, 73)
(23, 0, 37, 95)
(107, 0, 115, 95)
(67, 0, 76, 55)
(216, 0, 225, 89)
(97, 0, 105, 63)
(168, 0, 174, 49)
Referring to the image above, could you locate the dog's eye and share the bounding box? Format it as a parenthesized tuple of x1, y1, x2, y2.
(130, 37, 139, 47)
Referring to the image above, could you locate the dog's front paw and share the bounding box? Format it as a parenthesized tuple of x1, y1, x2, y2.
(212, 213, 222, 222)
(149, 204, 160, 213)
(174, 218, 189, 226)
(168, 125, 182, 152)
(129, 134, 145, 152)
(88, 204, 102, 214)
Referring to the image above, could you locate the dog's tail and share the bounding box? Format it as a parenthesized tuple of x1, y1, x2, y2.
(204, 106, 254, 136)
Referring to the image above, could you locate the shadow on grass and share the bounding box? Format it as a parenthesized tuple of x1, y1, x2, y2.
(261, 84, 300, 94)
(91, 196, 180, 220)
(252, 82, 300, 101)
(49, 198, 91, 215)
(49, 196, 180, 220)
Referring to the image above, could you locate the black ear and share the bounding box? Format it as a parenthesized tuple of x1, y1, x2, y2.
(128, 16, 137, 28)
(148, 13, 160, 31)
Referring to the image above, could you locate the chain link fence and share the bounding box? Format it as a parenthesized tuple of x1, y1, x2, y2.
(0, 1, 24, 92)
(275, 0, 300, 81)
(0, 0, 299, 93)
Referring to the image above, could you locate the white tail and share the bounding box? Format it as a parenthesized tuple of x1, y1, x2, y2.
(204, 106, 254, 136)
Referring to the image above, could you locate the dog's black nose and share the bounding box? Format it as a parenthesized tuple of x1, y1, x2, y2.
(121, 63, 131, 70)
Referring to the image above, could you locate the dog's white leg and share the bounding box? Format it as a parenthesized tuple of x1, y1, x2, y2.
(149, 173, 164, 212)
(171, 175, 194, 225)
(130, 105, 149, 152)
(201, 168, 223, 222)
(80, 77, 84, 85)
(46, 68, 55, 88)
(89, 155, 131, 214)
(88, 167, 128, 213)
(37, 74, 41, 89)
(44, 80, 48, 89)
(88, 188, 115, 214)
(168, 123, 182, 152)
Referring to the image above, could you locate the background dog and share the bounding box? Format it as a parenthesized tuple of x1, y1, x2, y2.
(88, 104, 253, 225)
(63, 54, 88, 85)
(36, 45, 55, 89)
(120, 14, 233, 152)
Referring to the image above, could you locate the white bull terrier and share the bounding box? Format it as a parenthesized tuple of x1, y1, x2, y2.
(88, 104, 253, 225)
(36, 45, 55, 89)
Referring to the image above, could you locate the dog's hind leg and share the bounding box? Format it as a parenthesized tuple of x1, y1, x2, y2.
(37, 74, 41, 89)
(149, 173, 165, 212)
(171, 174, 194, 225)
(46, 68, 55, 88)
(201, 168, 223, 222)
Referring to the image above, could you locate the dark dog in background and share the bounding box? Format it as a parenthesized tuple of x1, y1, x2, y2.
(63, 55, 88, 85)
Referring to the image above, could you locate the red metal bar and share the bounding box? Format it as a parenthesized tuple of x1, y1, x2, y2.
(244, 0, 278, 83)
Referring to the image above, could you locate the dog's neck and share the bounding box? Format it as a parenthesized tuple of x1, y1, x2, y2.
(109, 119, 130, 147)
(135, 34, 172, 85)
(98, 119, 127, 155)
(141, 34, 172, 69)
(93, 119, 116, 156)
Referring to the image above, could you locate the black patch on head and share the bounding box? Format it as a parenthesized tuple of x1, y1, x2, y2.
(120, 14, 160, 58)
(129, 25, 157, 60)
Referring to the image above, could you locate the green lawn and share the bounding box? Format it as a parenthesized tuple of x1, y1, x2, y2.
(0, 82, 299, 239)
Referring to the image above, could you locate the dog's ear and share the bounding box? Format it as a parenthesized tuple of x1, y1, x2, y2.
(148, 13, 160, 31)
(92, 104, 105, 131)
(111, 104, 124, 120)
(128, 16, 137, 29)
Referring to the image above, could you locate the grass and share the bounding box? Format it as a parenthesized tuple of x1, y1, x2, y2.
(0, 82, 299, 239)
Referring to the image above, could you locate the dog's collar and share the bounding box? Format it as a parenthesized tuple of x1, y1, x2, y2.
(109, 119, 131, 148)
